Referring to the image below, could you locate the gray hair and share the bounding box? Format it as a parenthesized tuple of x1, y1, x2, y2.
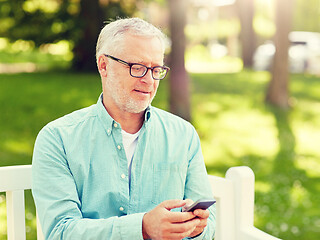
(96, 18, 166, 63)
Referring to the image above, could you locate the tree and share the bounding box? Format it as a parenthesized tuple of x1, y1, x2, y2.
(0, 0, 134, 72)
(265, 0, 294, 108)
(236, 0, 256, 67)
(72, 0, 104, 71)
(72, 0, 132, 71)
(168, 0, 191, 121)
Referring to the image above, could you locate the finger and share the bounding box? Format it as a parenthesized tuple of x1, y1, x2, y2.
(162, 226, 197, 240)
(193, 209, 210, 219)
(195, 218, 208, 229)
(188, 219, 208, 238)
(192, 217, 208, 233)
(167, 211, 197, 223)
(154, 219, 199, 240)
(168, 225, 198, 240)
(161, 199, 186, 211)
(170, 218, 200, 233)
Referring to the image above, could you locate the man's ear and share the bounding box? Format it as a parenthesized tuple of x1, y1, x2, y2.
(98, 55, 108, 77)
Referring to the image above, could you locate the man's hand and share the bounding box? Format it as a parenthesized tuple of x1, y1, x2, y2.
(187, 208, 210, 238)
(142, 199, 200, 240)
(183, 199, 210, 238)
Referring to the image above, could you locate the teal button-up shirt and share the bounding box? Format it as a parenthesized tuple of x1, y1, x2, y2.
(32, 94, 216, 239)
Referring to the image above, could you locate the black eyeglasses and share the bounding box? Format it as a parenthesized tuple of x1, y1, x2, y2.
(104, 54, 170, 80)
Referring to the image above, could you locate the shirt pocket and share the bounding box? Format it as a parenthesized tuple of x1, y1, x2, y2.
(152, 162, 186, 205)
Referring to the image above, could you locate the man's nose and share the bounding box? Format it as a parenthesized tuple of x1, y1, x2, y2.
(141, 69, 154, 84)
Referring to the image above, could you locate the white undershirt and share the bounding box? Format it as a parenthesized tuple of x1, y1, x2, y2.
(121, 129, 141, 180)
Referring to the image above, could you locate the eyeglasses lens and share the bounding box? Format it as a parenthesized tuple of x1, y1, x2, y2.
(130, 65, 167, 80)
(131, 65, 147, 77)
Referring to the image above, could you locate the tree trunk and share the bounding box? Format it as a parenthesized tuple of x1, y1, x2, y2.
(237, 0, 256, 67)
(265, 0, 293, 108)
(168, 0, 191, 121)
(72, 0, 104, 72)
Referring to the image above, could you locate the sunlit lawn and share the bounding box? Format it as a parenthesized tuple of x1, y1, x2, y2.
(0, 70, 320, 239)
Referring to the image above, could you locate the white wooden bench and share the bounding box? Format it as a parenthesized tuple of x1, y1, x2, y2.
(0, 165, 281, 240)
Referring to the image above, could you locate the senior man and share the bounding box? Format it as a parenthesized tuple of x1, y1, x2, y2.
(32, 17, 216, 239)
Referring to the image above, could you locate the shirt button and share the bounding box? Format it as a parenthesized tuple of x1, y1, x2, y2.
(121, 173, 126, 179)
(119, 207, 124, 211)
(107, 129, 111, 134)
(117, 145, 121, 150)
(114, 123, 118, 128)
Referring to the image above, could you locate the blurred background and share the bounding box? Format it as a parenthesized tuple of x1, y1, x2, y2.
(0, 0, 320, 239)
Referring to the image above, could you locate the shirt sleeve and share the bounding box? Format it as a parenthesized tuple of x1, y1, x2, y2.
(184, 125, 216, 239)
(32, 125, 145, 240)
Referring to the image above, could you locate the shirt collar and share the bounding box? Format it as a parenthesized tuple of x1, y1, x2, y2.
(96, 93, 152, 135)
(144, 106, 152, 122)
(96, 93, 114, 136)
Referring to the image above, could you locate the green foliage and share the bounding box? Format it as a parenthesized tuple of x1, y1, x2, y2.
(190, 70, 320, 239)
(185, 19, 240, 45)
(0, 39, 72, 72)
(0, 0, 75, 45)
(293, 0, 320, 32)
(0, 0, 136, 71)
(253, 15, 275, 38)
(0, 70, 320, 239)
(0, 0, 131, 45)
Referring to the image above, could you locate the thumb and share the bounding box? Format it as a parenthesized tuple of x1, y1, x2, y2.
(182, 199, 194, 211)
(161, 199, 186, 211)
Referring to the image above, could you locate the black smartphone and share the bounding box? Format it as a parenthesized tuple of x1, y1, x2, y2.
(182, 199, 216, 212)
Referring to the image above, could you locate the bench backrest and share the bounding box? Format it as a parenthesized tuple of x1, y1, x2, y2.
(0, 165, 44, 240)
(0, 165, 280, 240)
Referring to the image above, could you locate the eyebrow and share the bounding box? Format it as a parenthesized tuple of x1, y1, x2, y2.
(125, 58, 144, 63)
(129, 59, 164, 67)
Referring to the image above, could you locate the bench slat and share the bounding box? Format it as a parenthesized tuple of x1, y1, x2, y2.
(7, 190, 26, 240)
(209, 175, 235, 240)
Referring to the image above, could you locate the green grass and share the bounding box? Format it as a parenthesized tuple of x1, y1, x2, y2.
(191, 71, 320, 239)
(0, 70, 320, 239)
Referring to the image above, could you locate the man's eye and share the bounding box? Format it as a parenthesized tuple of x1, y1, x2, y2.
(132, 66, 144, 71)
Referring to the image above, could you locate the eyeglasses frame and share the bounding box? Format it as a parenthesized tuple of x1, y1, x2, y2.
(104, 54, 170, 80)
